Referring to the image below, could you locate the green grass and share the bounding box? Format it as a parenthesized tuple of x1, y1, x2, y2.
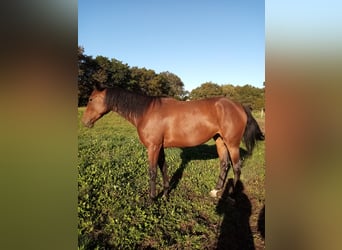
(78, 107, 265, 249)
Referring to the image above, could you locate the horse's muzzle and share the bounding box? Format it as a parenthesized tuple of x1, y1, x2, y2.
(82, 120, 94, 128)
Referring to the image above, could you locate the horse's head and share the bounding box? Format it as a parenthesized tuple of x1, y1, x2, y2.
(82, 87, 109, 128)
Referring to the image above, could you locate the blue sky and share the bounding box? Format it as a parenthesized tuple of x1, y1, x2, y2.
(78, 0, 264, 91)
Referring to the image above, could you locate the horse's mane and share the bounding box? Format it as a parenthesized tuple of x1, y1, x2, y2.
(104, 87, 160, 121)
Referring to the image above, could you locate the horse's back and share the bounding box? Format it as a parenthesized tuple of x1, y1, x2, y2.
(137, 97, 246, 148)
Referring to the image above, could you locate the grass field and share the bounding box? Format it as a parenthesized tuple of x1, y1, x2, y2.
(78, 107, 265, 249)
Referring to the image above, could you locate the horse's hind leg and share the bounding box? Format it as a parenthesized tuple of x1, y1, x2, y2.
(228, 145, 242, 188)
(209, 136, 230, 198)
(158, 147, 169, 197)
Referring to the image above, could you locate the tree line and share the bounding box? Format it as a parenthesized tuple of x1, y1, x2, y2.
(189, 82, 264, 110)
(78, 46, 186, 106)
(78, 46, 264, 110)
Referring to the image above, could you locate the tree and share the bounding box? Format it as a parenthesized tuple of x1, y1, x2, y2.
(159, 71, 185, 99)
(93, 56, 111, 85)
(78, 46, 98, 106)
(221, 84, 237, 98)
(129, 67, 157, 95)
(188, 82, 264, 110)
(189, 82, 222, 100)
(129, 68, 185, 98)
(234, 84, 264, 110)
(78, 46, 187, 105)
(108, 58, 131, 89)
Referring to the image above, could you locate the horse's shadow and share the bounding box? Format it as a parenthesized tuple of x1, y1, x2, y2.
(165, 145, 256, 249)
(168, 144, 217, 194)
(258, 204, 265, 239)
(167, 144, 248, 195)
(216, 179, 255, 249)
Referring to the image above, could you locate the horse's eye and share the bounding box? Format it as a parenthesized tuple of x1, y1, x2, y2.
(89, 98, 93, 102)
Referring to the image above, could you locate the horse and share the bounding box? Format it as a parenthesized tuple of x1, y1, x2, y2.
(81, 84, 264, 199)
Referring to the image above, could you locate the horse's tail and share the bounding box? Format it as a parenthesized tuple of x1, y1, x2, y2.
(242, 106, 265, 155)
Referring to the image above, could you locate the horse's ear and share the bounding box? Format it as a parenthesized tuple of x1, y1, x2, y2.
(94, 82, 106, 91)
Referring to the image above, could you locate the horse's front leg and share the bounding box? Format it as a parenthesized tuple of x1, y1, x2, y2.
(147, 145, 161, 200)
(158, 147, 169, 197)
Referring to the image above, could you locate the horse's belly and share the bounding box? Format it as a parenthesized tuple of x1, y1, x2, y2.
(163, 137, 212, 148)
(163, 122, 217, 147)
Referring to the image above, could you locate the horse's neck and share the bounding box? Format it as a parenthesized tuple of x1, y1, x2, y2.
(113, 95, 144, 127)
(114, 108, 139, 127)
(110, 89, 156, 127)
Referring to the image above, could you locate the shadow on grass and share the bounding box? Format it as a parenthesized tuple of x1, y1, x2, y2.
(216, 179, 255, 250)
(168, 144, 218, 195)
(258, 205, 265, 239)
(168, 144, 249, 196)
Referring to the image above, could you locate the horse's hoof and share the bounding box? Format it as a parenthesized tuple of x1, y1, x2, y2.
(209, 189, 219, 198)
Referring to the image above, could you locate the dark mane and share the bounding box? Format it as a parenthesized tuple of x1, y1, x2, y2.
(105, 87, 160, 121)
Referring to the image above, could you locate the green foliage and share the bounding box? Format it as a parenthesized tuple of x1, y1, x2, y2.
(221, 84, 237, 98)
(78, 47, 99, 106)
(189, 82, 222, 100)
(78, 46, 264, 108)
(78, 109, 265, 249)
(159, 71, 185, 99)
(190, 82, 265, 110)
(78, 46, 186, 106)
(234, 84, 264, 110)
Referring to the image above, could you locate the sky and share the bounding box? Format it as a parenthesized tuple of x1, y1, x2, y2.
(78, 0, 264, 91)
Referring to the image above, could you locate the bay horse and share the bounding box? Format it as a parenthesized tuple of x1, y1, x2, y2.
(82, 85, 264, 199)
